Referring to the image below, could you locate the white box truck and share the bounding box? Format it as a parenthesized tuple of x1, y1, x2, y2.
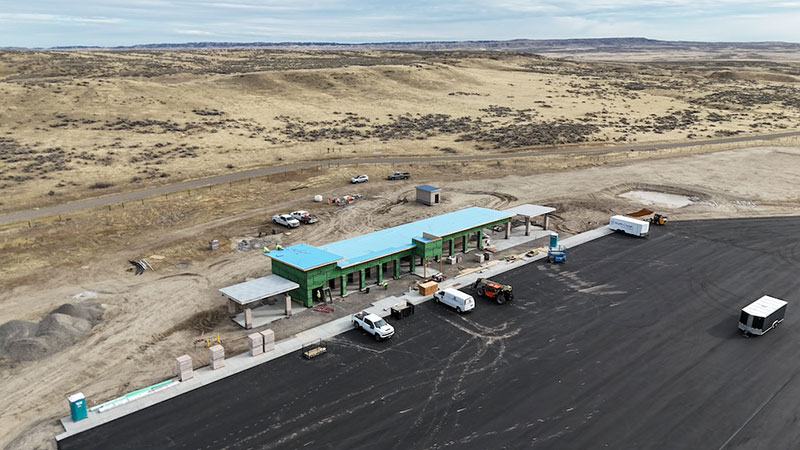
(739, 295, 787, 336)
(609, 215, 650, 237)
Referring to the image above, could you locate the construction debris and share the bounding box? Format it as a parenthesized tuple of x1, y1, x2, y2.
(128, 259, 153, 275)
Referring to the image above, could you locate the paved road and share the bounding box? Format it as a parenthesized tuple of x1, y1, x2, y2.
(4, 130, 800, 226)
(58, 216, 800, 450)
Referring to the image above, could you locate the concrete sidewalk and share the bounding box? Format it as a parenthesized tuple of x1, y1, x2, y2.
(56, 226, 613, 442)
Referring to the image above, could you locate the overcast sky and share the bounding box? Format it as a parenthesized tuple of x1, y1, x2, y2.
(1, 0, 799, 48)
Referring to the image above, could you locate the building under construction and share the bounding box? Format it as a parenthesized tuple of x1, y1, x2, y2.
(266, 205, 552, 307)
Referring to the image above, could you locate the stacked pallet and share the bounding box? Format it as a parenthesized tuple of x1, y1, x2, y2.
(260, 329, 275, 353)
(175, 355, 193, 381)
(208, 344, 225, 370)
(248, 333, 264, 356)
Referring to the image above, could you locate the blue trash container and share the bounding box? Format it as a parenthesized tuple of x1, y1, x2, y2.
(68, 393, 88, 422)
(549, 232, 558, 247)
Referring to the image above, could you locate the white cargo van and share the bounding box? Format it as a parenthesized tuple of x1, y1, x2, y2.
(433, 288, 475, 313)
(609, 215, 650, 237)
(739, 295, 787, 336)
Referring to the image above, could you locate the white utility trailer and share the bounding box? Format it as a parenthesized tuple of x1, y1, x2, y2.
(609, 215, 650, 237)
(738, 295, 787, 336)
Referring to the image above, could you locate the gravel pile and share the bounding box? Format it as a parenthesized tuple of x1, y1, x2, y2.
(0, 301, 104, 362)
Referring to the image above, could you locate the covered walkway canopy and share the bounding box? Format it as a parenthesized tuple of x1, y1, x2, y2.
(504, 204, 556, 236)
(219, 275, 299, 329)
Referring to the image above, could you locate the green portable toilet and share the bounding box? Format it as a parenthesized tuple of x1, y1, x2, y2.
(68, 392, 88, 422)
(549, 232, 558, 248)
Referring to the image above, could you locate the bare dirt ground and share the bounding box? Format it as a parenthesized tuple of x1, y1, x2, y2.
(1, 49, 800, 449)
(2, 50, 800, 212)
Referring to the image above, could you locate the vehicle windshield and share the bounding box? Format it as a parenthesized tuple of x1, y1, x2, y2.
(374, 319, 387, 328)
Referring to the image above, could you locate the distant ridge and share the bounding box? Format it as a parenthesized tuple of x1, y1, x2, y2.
(4, 37, 799, 52)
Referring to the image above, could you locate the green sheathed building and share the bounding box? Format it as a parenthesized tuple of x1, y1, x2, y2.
(267, 206, 513, 307)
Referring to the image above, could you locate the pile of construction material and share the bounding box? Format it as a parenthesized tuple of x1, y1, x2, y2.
(261, 329, 275, 353)
(175, 355, 193, 381)
(208, 344, 225, 370)
(248, 333, 263, 356)
(247, 329, 276, 357)
(0, 301, 104, 362)
(328, 194, 363, 206)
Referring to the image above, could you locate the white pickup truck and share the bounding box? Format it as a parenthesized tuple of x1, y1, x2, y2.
(272, 214, 300, 228)
(352, 311, 395, 341)
(290, 210, 318, 224)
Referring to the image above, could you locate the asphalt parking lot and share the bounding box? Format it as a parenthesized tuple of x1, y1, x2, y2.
(59, 216, 800, 450)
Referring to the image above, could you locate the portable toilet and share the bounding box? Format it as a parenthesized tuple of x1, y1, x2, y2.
(68, 392, 88, 422)
(549, 232, 559, 248)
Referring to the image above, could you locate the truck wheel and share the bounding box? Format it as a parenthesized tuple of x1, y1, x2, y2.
(434, 296, 439, 303)
(374, 333, 381, 341)
(496, 296, 505, 305)
(354, 322, 359, 330)
(456, 307, 462, 313)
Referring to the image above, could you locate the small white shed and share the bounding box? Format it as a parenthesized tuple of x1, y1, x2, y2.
(416, 185, 441, 206)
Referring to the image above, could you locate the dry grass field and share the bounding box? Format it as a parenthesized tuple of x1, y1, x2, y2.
(1, 49, 800, 449)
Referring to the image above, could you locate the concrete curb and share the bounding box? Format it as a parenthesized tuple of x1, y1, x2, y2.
(56, 226, 613, 441)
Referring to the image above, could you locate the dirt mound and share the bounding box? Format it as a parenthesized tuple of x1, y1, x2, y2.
(0, 320, 38, 343)
(51, 302, 104, 324)
(0, 301, 104, 362)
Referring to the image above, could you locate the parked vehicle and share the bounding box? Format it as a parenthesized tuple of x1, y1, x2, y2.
(387, 171, 411, 180)
(609, 215, 650, 237)
(290, 210, 318, 224)
(272, 214, 300, 228)
(548, 245, 567, 263)
(473, 278, 514, 304)
(353, 311, 395, 341)
(739, 295, 787, 336)
(433, 288, 475, 313)
(350, 174, 369, 184)
(650, 213, 668, 226)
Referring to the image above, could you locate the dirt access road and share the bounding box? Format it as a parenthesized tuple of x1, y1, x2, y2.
(3, 130, 799, 226)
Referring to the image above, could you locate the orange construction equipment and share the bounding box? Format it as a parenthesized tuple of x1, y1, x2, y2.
(473, 278, 514, 304)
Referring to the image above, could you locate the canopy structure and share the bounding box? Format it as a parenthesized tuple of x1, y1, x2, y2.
(504, 204, 556, 235)
(219, 275, 299, 329)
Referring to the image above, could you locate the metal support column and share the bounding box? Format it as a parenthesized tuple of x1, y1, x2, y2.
(377, 264, 383, 284)
(544, 214, 550, 230)
(393, 259, 400, 279)
(449, 239, 455, 256)
(359, 269, 366, 290)
(462, 235, 467, 253)
(505, 221, 511, 239)
(525, 216, 531, 236)
(340, 275, 347, 296)
(477, 230, 484, 250)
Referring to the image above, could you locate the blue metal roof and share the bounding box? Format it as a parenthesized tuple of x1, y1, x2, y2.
(271, 207, 510, 270)
(266, 243, 343, 270)
(416, 184, 441, 192)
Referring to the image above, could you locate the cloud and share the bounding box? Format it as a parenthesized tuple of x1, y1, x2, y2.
(174, 29, 216, 36)
(0, 13, 121, 24)
(1, 0, 799, 47)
